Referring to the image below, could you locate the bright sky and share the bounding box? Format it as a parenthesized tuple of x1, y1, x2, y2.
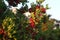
(4, 0, 60, 20)
(28, 0, 60, 20)
(43, 0, 60, 20)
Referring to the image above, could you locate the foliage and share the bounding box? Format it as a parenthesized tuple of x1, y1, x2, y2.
(0, 0, 60, 40)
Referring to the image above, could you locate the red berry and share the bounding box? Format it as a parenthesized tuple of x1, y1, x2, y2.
(9, 0, 14, 6)
(8, 0, 18, 6)
(36, 5, 40, 9)
(30, 18, 34, 22)
(29, 8, 32, 13)
(0, 29, 4, 34)
(30, 22, 35, 28)
(41, 8, 46, 13)
(29, 18, 35, 28)
(14, 0, 20, 4)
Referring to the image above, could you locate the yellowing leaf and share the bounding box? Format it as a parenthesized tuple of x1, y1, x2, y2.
(31, 12, 35, 19)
